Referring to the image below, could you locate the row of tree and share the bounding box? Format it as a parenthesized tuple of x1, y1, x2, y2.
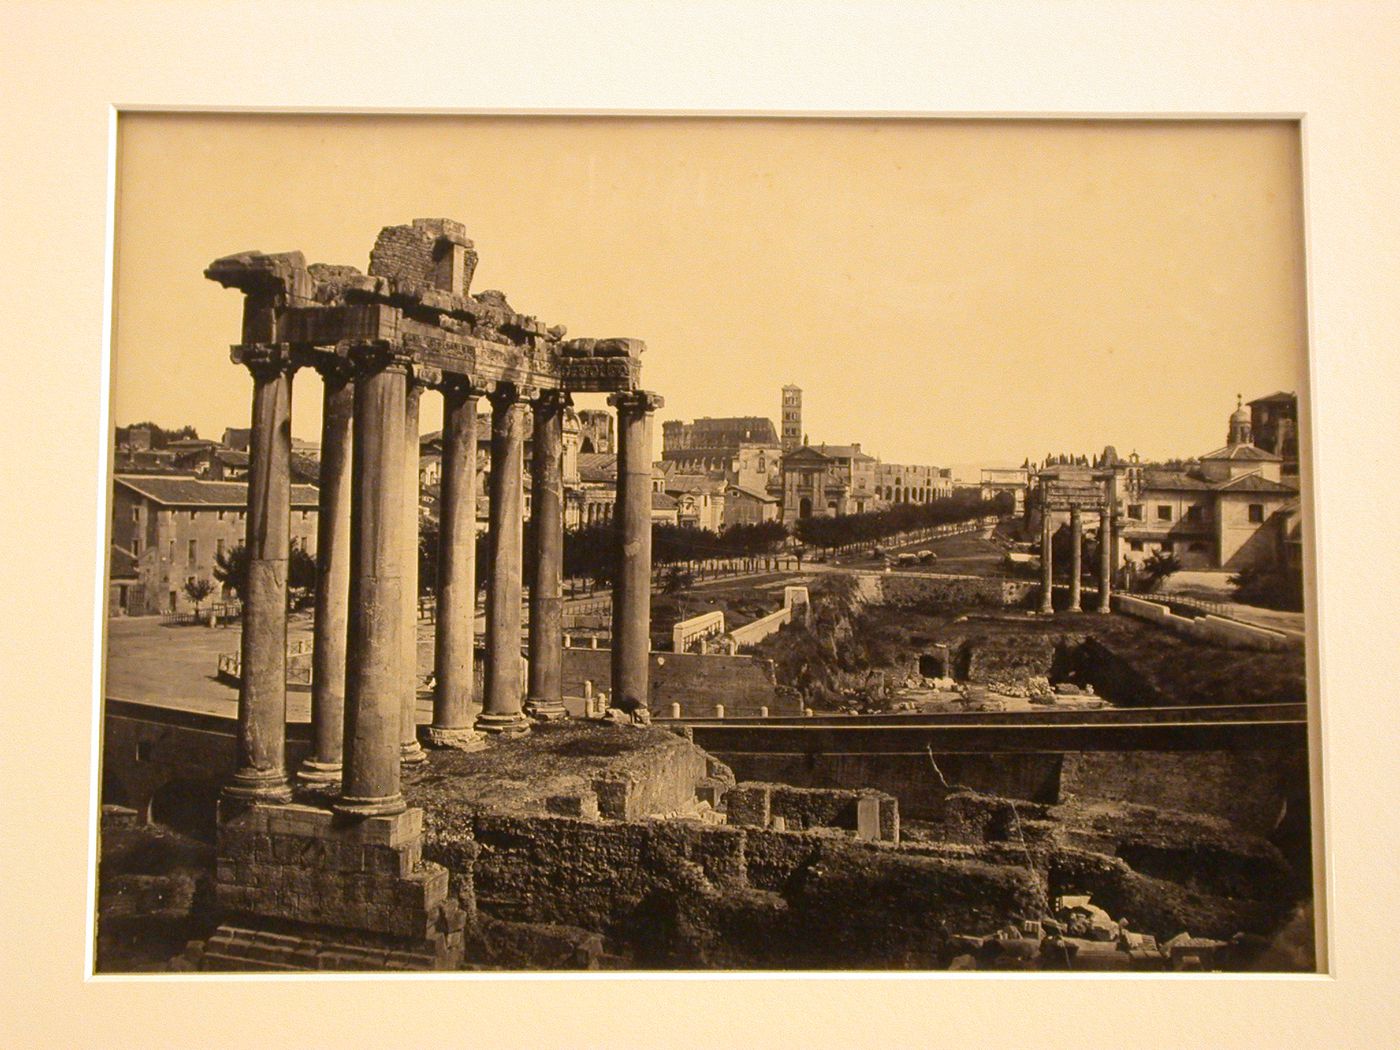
(793, 489, 1012, 552)
(211, 493, 1005, 605)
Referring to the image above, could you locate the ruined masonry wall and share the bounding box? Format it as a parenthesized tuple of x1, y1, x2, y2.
(562, 648, 781, 716)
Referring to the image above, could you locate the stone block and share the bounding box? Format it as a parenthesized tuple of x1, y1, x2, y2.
(546, 793, 600, 819)
(856, 796, 882, 841)
(725, 784, 771, 828)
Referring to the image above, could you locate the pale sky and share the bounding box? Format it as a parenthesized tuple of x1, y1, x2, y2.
(112, 115, 1306, 470)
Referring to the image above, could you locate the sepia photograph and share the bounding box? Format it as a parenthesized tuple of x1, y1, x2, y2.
(95, 113, 1321, 975)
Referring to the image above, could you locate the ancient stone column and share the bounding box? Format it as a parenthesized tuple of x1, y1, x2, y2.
(525, 390, 568, 721)
(1038, 501, 1055, 615)
(1068, 505, 1084, 612)
(428, 378, 487, 750)
(299, 361, 354, 787)
(476, 384, 530, 736)
(399, 379, 427, 766)
(609, 390, 664, 711)
(337, 351, 408, 817)
(1097, 508, 1114, 613)
(224, 346, 295, 804)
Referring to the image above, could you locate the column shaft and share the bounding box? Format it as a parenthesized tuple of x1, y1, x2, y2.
(1068, 505, 1083, 612)
(609, 391, 663, 710)
(1097, 508, 1114, 613)
(225, 360, 294, 804)
(300, 368, 353, 786)
(429, 382, 486, 748)
(400, 381, 427, 765)
(1038, 501, 1055, 615)
(526, 392, 567, 720)
(478, 386, 530, 735)
(337, 359, 407, 816)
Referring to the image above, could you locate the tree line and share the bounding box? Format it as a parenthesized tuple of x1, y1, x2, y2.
(793, 489, 1011, 552)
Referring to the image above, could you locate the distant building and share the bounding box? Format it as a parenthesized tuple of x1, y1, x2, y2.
(659, 472, 728, 531)
(780, 442, 879, 523)
(780, 384, 803, 451)
(660, 413, 783, 498)
(110, 475, 319, 616)
(721, 483, 781, 528)
(980, 466, 1031, 514)
(878, 462, 954, 506)
(1116, 398, 1299, 571)
(1247, 390, 1299, 479)
(576, 408, 614, 455)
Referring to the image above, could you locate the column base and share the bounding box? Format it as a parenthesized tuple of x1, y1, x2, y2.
(332, 792, 408, 818)
(524, 698, 569, 722)
(222, 769, 293, 805)
(296, 759, 342, 789)
(401, 741, 428, 766)
(474, 711, 532, 737)
(425, 725, 488, 751)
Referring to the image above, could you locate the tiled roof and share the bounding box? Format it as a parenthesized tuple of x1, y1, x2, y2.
(665, 474, 726, 495)
(1200, 443, 1281, 462)
(1247, 391, 1295, 405)
(115, 475, 319, 508)
(1140, 470, 1214, 491)
(1214, 472, 1297, 494)
(726, 484, 778, 503)
(577, 453, 617, 483)
(110, 544, 139, 578)
(651, 492, 678, 510)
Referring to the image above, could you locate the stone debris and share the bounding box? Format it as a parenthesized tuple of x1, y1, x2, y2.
(948, 892, 1251, 971)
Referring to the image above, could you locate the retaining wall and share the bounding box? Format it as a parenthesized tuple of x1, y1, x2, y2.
(561, 648, 783, 716)
(1112, 595, 1294, 651)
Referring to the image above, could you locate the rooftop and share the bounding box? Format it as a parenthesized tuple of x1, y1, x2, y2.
(115, 475, 320, 508)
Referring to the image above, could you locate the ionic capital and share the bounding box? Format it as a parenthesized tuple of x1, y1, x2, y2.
(531, 388, 571, 413)
(339, 341, 415, 377)
(231, 342, 297, 378)
(607, 389, 665, 416)
(440, 373, 493, 400)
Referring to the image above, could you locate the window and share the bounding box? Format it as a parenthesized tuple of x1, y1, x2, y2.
(190, 510, 197, 520)
(1185, 505, 1202, 521)
(1129, 540, 1143, 552)
(188, 539, 197, 563)
(1248, 504, 1264, 523)
(167, 540, 174, 561)
(132, 536, 141, 556)
(216, 538, 225, 558)
(217, 510, 225, 521)
(131, 506, 140, 522)
(1156, 505, 1173, 521)
(1127, 504, 1144, 521)
(1161, 540, 1174, 553)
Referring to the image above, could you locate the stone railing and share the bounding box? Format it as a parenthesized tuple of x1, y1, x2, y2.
(216, 639, 315, 685)
(729, 607, 791, 648)
(671, 610, 726, 653)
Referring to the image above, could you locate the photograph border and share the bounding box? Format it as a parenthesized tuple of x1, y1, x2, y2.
(5, 3, 1396, 1048)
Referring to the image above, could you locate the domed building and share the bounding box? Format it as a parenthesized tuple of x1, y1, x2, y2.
(1116, 396, 1299, 571)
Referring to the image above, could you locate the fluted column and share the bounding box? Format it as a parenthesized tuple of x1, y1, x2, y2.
(477, 383, 530, 736)
(1097, 507, 1114, 613)
(428, 377, 487, 749)
(1068, 505, 1083, 612)
(336, 350, 408, 817)
(1038, 499, 1055, 615)
(400, 379, 427, 766)
(609, 390, 664, 710)
(299, 361, 354, 787)
(526, 390, 568, 721)
(224, 346, 295, 804)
